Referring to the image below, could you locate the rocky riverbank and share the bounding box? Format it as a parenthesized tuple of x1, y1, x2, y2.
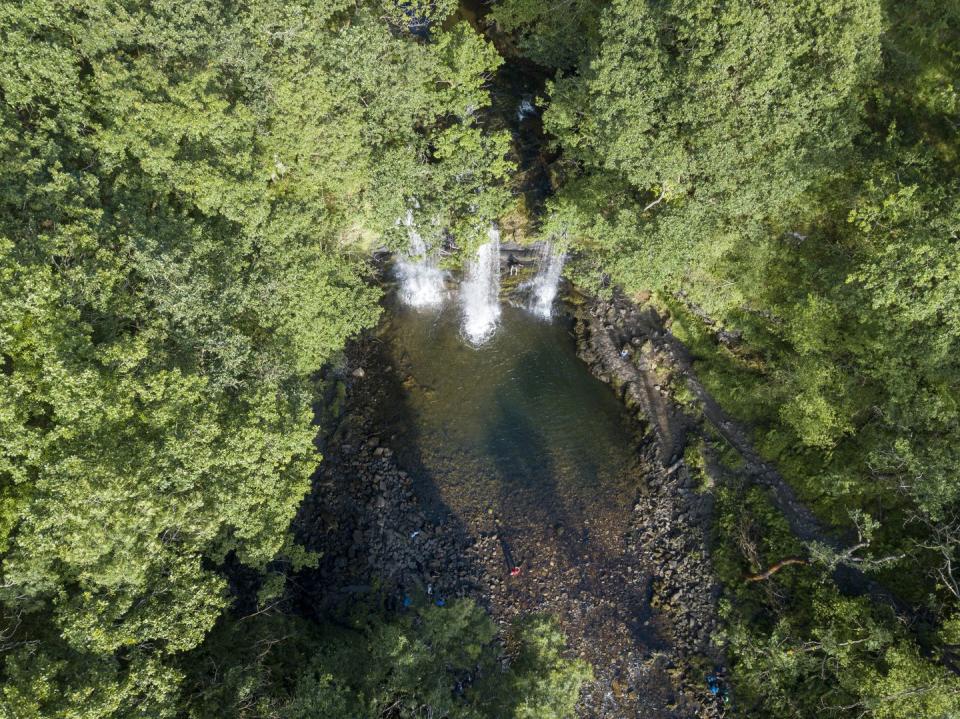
(293, 336, 482, 611)
(573, 294, 730, 715)
(293, 296, 732, 718)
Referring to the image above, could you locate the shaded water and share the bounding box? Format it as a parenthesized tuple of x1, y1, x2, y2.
(379, 300, 644, 554)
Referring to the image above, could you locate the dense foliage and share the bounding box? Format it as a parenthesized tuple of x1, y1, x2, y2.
(0, 1, 528, 716)
(493, 0, 960, 715)
(185, 602, 590, 719)
(4, 0, 960, 716)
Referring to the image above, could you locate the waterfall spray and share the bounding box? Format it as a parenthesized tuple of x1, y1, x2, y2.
(517, 98, 537, 121)
(525, 242, 565, 319)
(395, 210, 446, 308)
(460, 225, 502, 345)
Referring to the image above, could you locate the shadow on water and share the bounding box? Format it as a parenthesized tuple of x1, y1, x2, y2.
(368, 308, 462, 523)
(481, 362, 659, 652)
(484, 392, 578, 566)
(290, 302, 487, 618)
(378, 297, 647, 574)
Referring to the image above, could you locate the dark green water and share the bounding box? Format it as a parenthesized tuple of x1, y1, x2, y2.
(379, 301, 645, 554)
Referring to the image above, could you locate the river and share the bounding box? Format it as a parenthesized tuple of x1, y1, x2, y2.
(322, 4, 722, 715)
(379, 299, 644, 557)
(362, 292, 705, 718)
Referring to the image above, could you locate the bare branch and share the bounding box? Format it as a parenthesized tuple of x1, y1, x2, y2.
(745, 557, 808, 582)
(642, 186, 667, 213)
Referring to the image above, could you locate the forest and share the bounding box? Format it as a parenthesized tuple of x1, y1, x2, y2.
(1, 1, 959, 717)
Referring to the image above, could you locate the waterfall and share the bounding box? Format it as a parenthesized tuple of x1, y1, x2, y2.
(525, 242, 565, 319)
(517, 98, 537, 122)
(460, 225, 502, 345)
(396, 210, 446, 308)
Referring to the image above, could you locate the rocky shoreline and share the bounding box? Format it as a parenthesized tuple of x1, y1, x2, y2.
(293, 291, 732, 718)
(294, 336, 482, 612)
(573, 294, 729, 713)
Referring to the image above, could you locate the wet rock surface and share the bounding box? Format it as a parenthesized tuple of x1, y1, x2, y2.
(573, 297, 729, 717)
(294, 301, 730, 718)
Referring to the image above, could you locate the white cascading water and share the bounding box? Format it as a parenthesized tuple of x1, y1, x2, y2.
(460, 225, 502, 345)
(525, 242, 566, 319)
(517, 98, 537, 121)
(395, 210, 446, 308)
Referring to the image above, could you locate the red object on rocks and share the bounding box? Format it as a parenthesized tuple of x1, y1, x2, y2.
(510, 566, 521, 577)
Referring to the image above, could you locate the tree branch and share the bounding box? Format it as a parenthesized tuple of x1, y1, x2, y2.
(642, 186, 667, 213)
(745, 557, 808, 582)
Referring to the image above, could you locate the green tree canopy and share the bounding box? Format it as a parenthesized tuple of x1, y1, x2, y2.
(0, 1, 511, 715)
